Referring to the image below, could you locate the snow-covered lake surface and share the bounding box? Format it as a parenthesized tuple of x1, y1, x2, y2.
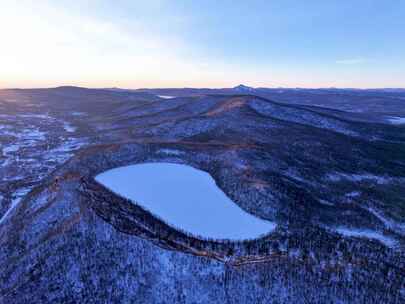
(96, 163, 276, 240)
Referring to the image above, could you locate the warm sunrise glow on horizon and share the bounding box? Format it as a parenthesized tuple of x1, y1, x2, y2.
(1, 1, 404, 89)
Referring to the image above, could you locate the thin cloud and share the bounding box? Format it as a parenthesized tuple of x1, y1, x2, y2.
(336, 58, 367, 65)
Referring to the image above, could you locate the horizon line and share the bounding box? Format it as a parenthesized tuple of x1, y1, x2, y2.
(1, 85, 405, 91)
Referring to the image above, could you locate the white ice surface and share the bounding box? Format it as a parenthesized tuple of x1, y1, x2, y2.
(96, 163, 276, 240)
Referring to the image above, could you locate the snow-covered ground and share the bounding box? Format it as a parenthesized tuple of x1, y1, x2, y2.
(387, 116, 405, 124)
(63, 122, 77, 133)
(0, 112, 88, 224)
(96, 163, 276, 240)
(158, 149, 185, 156)
(0, 188, 31, 225)
(333, 227, 397, 248)
(326, 172, 390, 184)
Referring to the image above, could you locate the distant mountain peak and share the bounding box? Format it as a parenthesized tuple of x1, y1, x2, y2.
(233, 84, 255, 91)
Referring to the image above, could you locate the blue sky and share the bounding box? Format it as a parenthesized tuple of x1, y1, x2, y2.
(1, 0, 404, 88)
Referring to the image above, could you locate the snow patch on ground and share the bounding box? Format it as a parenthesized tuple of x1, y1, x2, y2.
(24, 129, 47, 140)
(18, 114, 53, 120)
(345, 191, 361, 198)
(2, 128, 46, 141)
(366, 207, 405, 235)
(1, 128, 47, 156)
(3, 144, 20, 154)
(157, 95, 176, 99)
(0, 187, 31, 225)
(45, 138, 87, 163)
(72, 112, 86, 116)
(326, 172, 390, 184)
(387, 116, 405, 124)
(96, 163, 276, 240)
(63, 122, 77, 133)
(0, 109, 91, 221)
(334, 227, 397, 248)
(319, 199, 335, 206)
(158, 149, 185, 156)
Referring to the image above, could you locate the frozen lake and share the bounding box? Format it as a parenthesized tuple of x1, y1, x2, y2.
(96, 163, 276, 240)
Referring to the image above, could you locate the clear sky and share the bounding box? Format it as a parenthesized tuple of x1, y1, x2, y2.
(1, 0, 404, 89)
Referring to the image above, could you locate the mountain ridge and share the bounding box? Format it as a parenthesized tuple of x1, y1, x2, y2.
(0, 87, 404, 303)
